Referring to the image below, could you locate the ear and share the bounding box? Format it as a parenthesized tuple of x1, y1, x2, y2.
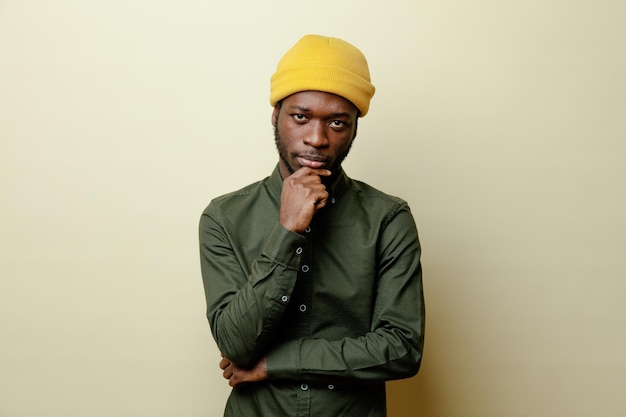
(271, 106, 279, 127)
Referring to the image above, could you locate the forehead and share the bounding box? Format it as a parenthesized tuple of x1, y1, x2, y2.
(282, 91, 358, 117)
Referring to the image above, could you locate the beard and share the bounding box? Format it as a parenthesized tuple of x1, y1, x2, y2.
(273, 121, 354, 179)
(274, 124, 297, 176)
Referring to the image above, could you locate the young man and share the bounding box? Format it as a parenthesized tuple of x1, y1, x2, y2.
(199, 34, 425, 417)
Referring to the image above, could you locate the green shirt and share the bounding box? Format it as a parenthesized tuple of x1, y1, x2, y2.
(199, 166, 425, 417)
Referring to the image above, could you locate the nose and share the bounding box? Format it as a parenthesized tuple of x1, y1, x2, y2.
(303, 121, 328, 148)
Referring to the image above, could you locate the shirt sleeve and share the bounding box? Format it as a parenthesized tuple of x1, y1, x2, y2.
(199, 202, 307, 368)
(266, 205, 425, 384)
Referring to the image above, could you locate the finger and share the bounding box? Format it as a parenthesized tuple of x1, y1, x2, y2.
(228, 370, 240, 387)
(219, 357, 230, 370)
(309, 168, 332, 177)
(314, 197, 328, 210)
(292, 167, 332, 178)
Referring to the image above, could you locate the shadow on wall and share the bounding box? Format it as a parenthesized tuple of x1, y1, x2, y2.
(387, 370, 436, 417)
(386, 262, 444, 417)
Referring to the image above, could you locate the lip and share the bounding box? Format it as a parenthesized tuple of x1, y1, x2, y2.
(296, 155, 327, 169)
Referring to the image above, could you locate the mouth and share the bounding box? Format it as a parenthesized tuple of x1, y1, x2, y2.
(296, 155, 328, 169)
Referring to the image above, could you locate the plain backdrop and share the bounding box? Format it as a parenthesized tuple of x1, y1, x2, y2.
(1, 1, 625, 416)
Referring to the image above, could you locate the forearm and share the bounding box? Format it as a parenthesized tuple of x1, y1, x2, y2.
(209, 263, 295, 367)
(266, 309, 424, 384)
(200, 212, 306, 368)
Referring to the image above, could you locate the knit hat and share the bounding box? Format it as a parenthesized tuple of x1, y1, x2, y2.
(270, 34, 376, 117)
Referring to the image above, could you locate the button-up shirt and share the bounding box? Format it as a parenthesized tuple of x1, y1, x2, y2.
(199, 166, 425, 417)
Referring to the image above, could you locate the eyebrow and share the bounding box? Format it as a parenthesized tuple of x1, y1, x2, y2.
(290, 105, 311, 113)
(289, 105, 353, 119)
(329, 112, 353, 119)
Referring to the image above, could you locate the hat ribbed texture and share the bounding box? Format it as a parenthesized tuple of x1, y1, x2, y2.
(270, 35, 375, 116)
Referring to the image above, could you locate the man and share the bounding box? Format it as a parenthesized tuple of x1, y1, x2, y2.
(199, 34, 425, 417)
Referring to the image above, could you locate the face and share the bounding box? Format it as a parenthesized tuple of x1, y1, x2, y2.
(273, 91, 359, 180)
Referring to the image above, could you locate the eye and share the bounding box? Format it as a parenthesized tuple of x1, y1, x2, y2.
(292, 114, 307, 122)
(330, 120, 347, 129)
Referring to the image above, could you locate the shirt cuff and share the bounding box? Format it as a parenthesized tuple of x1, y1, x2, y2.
(260, 223, 306, 269)
(266, 339, 301, 380)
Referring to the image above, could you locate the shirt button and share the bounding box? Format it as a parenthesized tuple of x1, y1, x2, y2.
(327, 384, 335, 390)
(281, 295, 289, 303)
(301, 265, 309, 273)
(299, 304, 307, 312)
(296, 247, 303, 255)
(300, 383, 309, 391)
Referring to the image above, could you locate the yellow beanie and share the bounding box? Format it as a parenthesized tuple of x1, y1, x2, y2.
(270, 35, 376, 117)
